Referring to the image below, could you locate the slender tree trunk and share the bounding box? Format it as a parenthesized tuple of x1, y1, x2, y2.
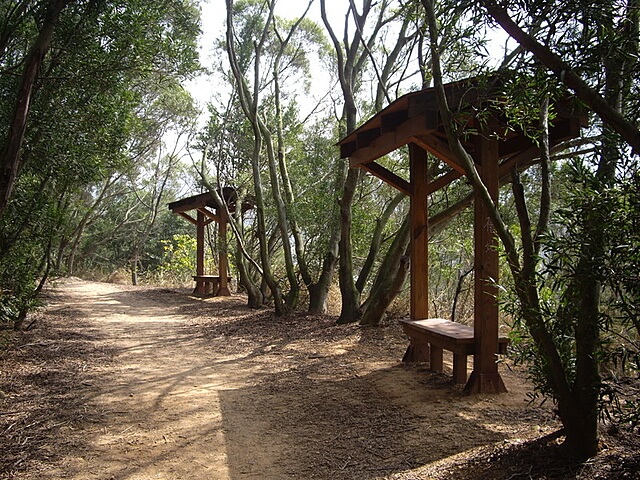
(66, 176, 115, 274)
(336, 167, 362, 323)
(307, 158, 345, 313)
(357, 190, 474, 327)
(0, 0, 70, 216)
(320, 0, 371, 324)
(355, 192, 405, 293)
(272, 5, 314, 304)
(359, 216, 410, 325)
(235, 240, 263, 308)
(559, 272, 601, 458)
(260, 121, 299, 308)
(225, 0, 286, 314)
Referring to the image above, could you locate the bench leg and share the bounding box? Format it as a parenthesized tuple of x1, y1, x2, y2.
(430, 345, 443, 372)
(194, 281, 206, 295)
(402, 343, 430, 363)
(452, 353, 467, 384)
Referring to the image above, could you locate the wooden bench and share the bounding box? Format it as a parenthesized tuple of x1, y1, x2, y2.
(399, 318, 509, 384)
(192, 275, 232, 296)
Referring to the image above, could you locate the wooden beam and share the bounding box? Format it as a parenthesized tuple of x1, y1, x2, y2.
(498, 145, 540, 177)
(361, 162, 412, 196)
(349, 131, 403, 166)
(549, 116, 582, 145)
(409, 144, 430, 320)
(412, 134, 466, 173)
(168, 192, 214, 213)
(380, 110, 408, 133)
(178, 212, 198, 225)
(340, 140, 358, 158)
(407, 89, 438, 117)
(499, 135, 535, 160)
(348, 112, 439, 166)
(498, 117, 580, 159)
(398, 110, 439, 137)
(356, 128, 381, 148)
(427, 169, 464, 195)
(197, 207, 222, 223)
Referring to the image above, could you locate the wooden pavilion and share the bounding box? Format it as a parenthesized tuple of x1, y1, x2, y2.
(168, 187, 252, 296)
(337, 76, 583, 393)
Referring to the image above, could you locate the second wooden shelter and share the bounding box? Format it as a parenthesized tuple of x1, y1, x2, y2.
(168, 187, 252, 296)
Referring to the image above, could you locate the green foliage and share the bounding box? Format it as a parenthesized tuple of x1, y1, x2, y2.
(504, 156, 640, 420)
(154, 234, 197, 285)
(0, 172, 60, 328)
(429, 207, 475, 321)
(0, 0, 201, 323)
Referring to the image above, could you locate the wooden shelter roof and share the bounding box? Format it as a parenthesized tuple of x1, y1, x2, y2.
(337, 75, 585, 193)
(168, 187, 254, 216)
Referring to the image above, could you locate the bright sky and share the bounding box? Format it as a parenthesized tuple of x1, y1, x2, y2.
(189, 0, 348, 106)
(188, 0, 512, 115)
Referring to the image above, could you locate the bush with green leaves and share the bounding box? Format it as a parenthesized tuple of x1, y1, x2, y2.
(152, 234, 198, 285)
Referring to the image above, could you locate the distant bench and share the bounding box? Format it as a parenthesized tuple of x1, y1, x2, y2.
(192, 275, 232, 296)
(399, 318, 509, 384)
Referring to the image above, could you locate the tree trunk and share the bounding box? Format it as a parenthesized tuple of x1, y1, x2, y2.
(260, 120, 299, 309)
(130, 252, 139, 286)
(235, 241, 263, 309)
(320, 0, 372, 324)
(272, 9, 315, 306)
(558, 274, 601, 458)
(355, 191, 405, 293)
(359, 216, 410, 326)
(356, 190, 475, 327)
(336, 167, 362, 324)
(558, 3, 636, 457)
(307, 196, 341, 313)
(66, 176, 116, 275)
(0, 0, 70, 217)
(307, 159, 344, 314)
(225, 0, 286, 314)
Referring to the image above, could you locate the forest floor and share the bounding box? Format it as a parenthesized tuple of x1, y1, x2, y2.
(1, 277, 638, 480)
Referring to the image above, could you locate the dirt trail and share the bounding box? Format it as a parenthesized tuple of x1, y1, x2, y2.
(37, 279, 246, 479)
(2, 278, 566, 480)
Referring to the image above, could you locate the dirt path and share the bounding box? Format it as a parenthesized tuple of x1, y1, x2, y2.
(41, 279, 246, 479)
(2, 278, 569, 479)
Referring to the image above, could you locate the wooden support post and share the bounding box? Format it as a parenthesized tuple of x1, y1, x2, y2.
(409, 143, 429, 320)
(218, 209, 231, 296)
(403, 144, 431, 363)
(195, 210, 206, 295)
(465, 129, 507, 394)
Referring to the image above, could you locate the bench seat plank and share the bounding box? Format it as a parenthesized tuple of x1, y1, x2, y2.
(192, 275, 232, 296)
(399, 318, 509, 384)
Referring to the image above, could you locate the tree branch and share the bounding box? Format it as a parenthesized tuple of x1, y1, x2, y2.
(481, 0, 640, 155)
